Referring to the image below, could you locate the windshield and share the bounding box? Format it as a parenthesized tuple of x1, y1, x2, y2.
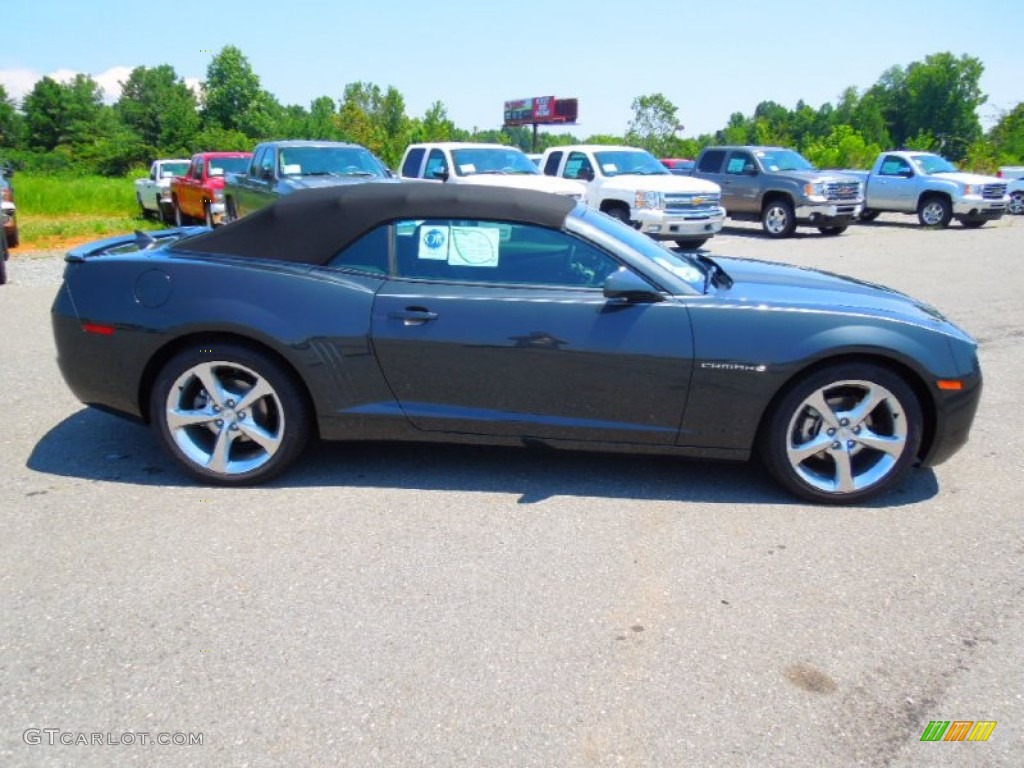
(593, 150, 669, 177)
(163, 162, 189, 176)
(450, 148, 539, 176)
(754, 149, 814, 172)
(209, 157, 250, 175)
(576, 207, 705, 291)
(911, 154, 958, 174)
(278, 147, 387, 177)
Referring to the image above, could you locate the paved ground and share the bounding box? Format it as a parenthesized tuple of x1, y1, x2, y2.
(1, 215, 1021, 767)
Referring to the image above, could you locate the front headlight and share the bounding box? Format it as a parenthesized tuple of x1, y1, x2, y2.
(962, 184, 981, 196)
(635, 190, 662, 209)
(804, 182, 827, 200)
(213, 189, 224, 202)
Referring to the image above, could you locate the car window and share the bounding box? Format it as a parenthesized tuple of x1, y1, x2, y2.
(191, 160, 203, 180)
(249, 147, 266, 177)
(725, 152, 755, 175)
(879, 156, 912, 176)
(697, 150, 726, 173)
(543, 151, 562, 176)
(325, 225, 390, 275)
(393, 218, 620, 288)
(209, 157, 249, 177)
(401, 147, 425, 178)
(564, 152, 593, 180)
(424, 149, 448, 180)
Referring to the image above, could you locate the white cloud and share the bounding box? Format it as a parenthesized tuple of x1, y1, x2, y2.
(1, 65, 141, 104)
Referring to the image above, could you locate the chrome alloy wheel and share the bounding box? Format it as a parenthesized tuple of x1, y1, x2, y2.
(763, 205, 790, 235)
(785, 379, 909, 495)
(1009, 191, 1024, 216)
(919, 200, 947, 226)
(164, 360, 284, 476)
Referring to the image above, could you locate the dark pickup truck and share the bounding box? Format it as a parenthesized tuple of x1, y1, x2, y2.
(223, 140, 396, 222)
(691, 145, 864, 238)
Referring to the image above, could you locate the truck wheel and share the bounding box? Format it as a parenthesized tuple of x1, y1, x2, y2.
(204, 202, 215, 228)
(173, 199, 186, 227)
(604, 206, 632, 226)
(156, 196, 167, 223)
(859, 208, 880, 222)
(1008, 191, 1024, 216)
(761, 199, 796, 238)
(675, 238, 708, 250)
(917, 196, 951, 228)
(6, 227, 18, 248)
(817, 225, 847, 236)
(137, 193, 148, 218)
(224, 197, 238, 224)
(0, 256, 6, 286)
(961, 220, 985, 229)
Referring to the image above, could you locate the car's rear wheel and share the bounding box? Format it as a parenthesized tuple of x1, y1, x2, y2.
(1009, 191, 1024, 216)
(760, 363, 922, 504)
(151, 343, 311, 485)
(761, 199, 796, 238)
(817, 225, 847, 236)
(918, 196, 952, 228)
(675, 238, 708, 250)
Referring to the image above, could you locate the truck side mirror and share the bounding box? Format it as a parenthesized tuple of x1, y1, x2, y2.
(744, 166, 759, 176)
(579, 168, 594, 181)
(261, 167, 274, 181)
(430, 168, 449, 181)
(899, 169, 914, 178)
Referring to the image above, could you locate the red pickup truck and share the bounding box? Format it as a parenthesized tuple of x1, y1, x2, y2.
(171, 152, 251, 226)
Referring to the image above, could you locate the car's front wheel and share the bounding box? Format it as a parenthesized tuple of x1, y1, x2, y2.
(204, 202, 215, 228)
(859, 208, 880, 222)
(817, 225, 847, 236)
(918, 196, 952, 228)
(151, 343, 311, 485)
(675, 238, 708, 250)
(761, 199, 796, 238)
(760, 362, 923, 504)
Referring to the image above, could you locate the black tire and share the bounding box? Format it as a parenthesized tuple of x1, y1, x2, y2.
(173, 198, 186, 227)
(961, 220, 985, 229)
(859, 208, 880, 222)
(150, 342, 311, 485)
(0, 256, 7, 286)
(204, 202, 215, 228)
(761, 198, 796, 238)
(6, 227, 17, 248)
(137, 193, 148, 218)
(675, 238, 708, 250)
(155, 195, 166, 223)
(1009, 191, 1024, 216)
(759, 362, 923, 504)
(817, 225, 848, 236)
(224, 196, 238, 224)
(917, 196, 952, 228)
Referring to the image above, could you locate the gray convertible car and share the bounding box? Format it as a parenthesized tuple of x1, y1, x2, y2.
(51, 184, 981, 503)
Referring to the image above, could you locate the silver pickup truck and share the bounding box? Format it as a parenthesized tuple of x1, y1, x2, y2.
(691, 145, 863, 238)
(851, 151, 1009, 228)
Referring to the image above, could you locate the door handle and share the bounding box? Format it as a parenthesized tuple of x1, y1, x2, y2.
(388, 308, 438, 326)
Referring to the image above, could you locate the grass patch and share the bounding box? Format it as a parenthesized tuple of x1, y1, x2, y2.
(14, 173, 143, 217)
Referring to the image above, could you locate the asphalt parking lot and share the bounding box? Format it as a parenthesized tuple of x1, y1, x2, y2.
(1, 215, 1021, 767)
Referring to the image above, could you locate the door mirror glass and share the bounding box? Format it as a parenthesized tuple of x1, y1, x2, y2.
(603, 268, 663, 303)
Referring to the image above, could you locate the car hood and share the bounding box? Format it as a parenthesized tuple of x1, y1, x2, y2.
(714, 255, 954, 328)
(282, 175, 398, 190)
(779, 169, 862, 184)
(930, 171, 1002, 185)
(458, 175, 587, 196)
(602, 174, 721, 194)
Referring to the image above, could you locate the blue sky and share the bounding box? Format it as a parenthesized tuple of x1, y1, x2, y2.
(2, 0, 1021, 138)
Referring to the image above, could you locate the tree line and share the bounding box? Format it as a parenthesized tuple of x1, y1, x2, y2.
(0, 47, 1021, 177)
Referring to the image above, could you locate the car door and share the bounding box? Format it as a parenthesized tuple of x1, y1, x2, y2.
(722, 150, 760, 214)
(370, 218, 695, 444)
(871, 155, 916, 210)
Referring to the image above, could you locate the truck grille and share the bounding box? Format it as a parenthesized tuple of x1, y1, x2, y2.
(982, 184, 1007, 200)
(825, 182, 861, 201)
(663, 193, 721, 214)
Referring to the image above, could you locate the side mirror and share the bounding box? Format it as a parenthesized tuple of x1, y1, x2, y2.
(744, 167, 759, 177)
(430, 168, 450, 181)
(579, 168, 594, 181)
(2, 165, 14, 179)
(261, 167, 275, 181)
(603, 268, 663, 303)
(899, 169, 914, 178)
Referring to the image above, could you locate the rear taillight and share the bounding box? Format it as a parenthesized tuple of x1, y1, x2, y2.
(997, 170, 1003, 178)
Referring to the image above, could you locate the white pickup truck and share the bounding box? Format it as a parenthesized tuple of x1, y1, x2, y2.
(852, 151, 1009, 228)
(540, 145, 725, 249)
(134, 159, 189, 221)
(399, 143, 586, 202)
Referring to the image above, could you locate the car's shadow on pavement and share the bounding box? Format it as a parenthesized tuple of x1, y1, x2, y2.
(26, 408, 939, 508)
(718, 225, 820, 241)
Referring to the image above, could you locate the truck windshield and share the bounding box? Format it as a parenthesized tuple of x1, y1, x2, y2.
(911, 154, 958, 174)
(755, 149, 814, 172)
(163, 162, 189, 176)
(278, 147, 387, 177)
(450, 148, 539, 176)
(593, 150, 668, 177)
(209, 157, 250, 176)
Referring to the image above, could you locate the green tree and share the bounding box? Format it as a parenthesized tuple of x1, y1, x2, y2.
(803, 124, 881, 170)
(988, 102, 1024, 163)
(626, 93, 683, 156)
(202, 46, 263, 133)
(22, 74, 103, 151)
(0, 84, 18, 148)
(116, 65, 199, 153)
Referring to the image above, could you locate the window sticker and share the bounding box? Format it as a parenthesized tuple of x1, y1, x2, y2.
(448, 227, 500, 267)
(601, 163, 618, 173)
(282, 164, 301, 175)
(495, 223, 512, 242)
(418, 225, 450, 260)
(726, 158, 745, 173)
(459, 164, 476, 174)
(755, 151, 766, 158)
(768, 165, 779, 171)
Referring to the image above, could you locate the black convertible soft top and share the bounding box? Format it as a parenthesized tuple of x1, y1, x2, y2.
(172, 183, 577, 265)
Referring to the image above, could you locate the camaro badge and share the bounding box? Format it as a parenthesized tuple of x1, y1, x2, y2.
(700, 362, 767, 372)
